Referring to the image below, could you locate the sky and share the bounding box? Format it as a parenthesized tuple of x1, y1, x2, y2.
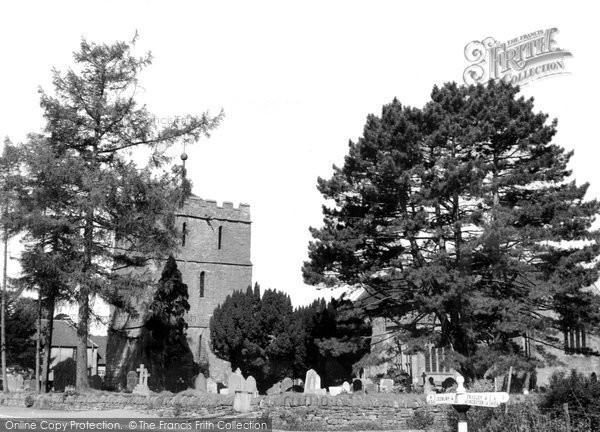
(1, 0, 599, 311)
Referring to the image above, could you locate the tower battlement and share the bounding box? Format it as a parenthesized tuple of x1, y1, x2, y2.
(180, 196, 251, 223)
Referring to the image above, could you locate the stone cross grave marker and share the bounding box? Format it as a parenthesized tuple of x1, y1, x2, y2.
(304, 369, 321, 394)
(427, 374, 509, 432)
(126, 371, 138, 391)
(133, 364, 151, 396)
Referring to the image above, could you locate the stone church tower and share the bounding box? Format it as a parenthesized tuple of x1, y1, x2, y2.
(105, 197, 252, 387)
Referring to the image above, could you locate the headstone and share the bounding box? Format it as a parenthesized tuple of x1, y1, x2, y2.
(133, 364, 151, 396)
(206, 377, 218, 394)
(304, 369, 322, 394)
(352, 379, 363, 392)
(126, 371, 138, 391)
(220, 388, 229, 395)
(194, 374, 207, 392)
(380, 378, 394, 393)
(281, 377, 293, 392)
(6, 374, 24, 392)
(233, 391, 252, 413)
(266, 382, 281, 395)
(24, 379, 34, 391)
(328, 385, 344, 396)
(342, 381, 351, 393)
(244, 376, 258, 395)
(90, 374, 102, 390)
(362, 377, 376, 393)
(228, 369, 245, 393)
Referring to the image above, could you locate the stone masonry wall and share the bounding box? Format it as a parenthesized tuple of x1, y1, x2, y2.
(106, 197, 252, 387)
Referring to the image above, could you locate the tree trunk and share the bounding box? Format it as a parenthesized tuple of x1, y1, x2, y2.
(1, 224, 8, 393)
(76, 287, 90, 390)
(42, 296, 56, 393)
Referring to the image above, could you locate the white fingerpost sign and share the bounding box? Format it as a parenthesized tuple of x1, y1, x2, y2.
(426, 374, 509, 432)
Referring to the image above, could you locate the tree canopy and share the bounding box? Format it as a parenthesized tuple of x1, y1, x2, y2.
(303, 81, 600, 379)
(210, 284, 370, 391)
(13, 36, 222, 389)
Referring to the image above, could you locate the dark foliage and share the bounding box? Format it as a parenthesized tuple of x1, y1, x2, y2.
(210, 284, 370, 392)
(5, 296, 37, 369)
(53, 357, 76, 391)
(145, 255, 199, 392)
(303, 81, 600, 379)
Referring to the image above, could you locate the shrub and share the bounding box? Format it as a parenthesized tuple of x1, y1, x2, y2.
(24, 395, 35, 408)
(406, 408, 435, 430)
(53, 358, 76, 391)
(540, 369, 600, 431)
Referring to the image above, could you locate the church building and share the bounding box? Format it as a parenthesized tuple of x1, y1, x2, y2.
(105, 197, 252, 387)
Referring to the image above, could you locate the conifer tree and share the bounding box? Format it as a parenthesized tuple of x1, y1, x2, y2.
(303, 81, 600, 379)
(26, 36, 222, 389)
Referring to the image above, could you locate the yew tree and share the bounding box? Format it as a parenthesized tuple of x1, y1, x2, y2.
(303, 81, 600, 379)
(27, 37, 222, 389)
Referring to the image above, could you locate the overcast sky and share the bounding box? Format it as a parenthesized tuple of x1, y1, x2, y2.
(1, 1, 599, 310)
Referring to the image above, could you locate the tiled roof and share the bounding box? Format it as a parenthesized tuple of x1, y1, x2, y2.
(40, 319, 99, 348)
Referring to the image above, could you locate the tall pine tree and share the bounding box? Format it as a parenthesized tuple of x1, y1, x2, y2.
(304, 81, 600, 379)
(24, 36, 222, 389)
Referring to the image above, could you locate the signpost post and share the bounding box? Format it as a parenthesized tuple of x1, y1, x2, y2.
(426, 374, 509, 432)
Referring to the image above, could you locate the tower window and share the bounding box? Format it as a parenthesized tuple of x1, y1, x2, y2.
(218, 226, 223, 250)
(199, 272, 205, 298)
(182, 222, 187, 246)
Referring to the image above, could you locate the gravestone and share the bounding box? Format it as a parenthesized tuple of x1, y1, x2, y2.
(380, 378, 394, 393)
(363, 378, 377, 393)
(233, 391, 251, 413)
(90, 374, 102, 390)
(352, 379, 363, 392)
(267, 382, 281, 395)
(304, 369, 322, 394)
(194, 374, 207, 392)
(228, 369, 245, 393)
(206, 377, 218, 394)
(24, 379, 34, 391)
(6, 374, 24, 392)
(220, 388, 229, 395)
(127, 371, 138, 391)
(133, 364, 151, 396)
(342, 381, 351, 393)
(281, 377, 293, 392)
(245, 376, 258, 395)
(328, 385, 344, 396)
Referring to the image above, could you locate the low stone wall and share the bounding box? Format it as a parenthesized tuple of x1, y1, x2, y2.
(259, 393, 441, 430)
(0, 391, 441, 430)
(0, 391, 237, 417)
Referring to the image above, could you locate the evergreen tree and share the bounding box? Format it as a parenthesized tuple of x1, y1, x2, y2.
(23, 36, 222, 390)
(303, 81, 600, 379)
(145, 255, 198, 392)
(5, 297, 37, 369)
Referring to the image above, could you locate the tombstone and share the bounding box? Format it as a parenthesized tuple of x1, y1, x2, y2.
(342, 381, 351, 393)
(266, 382, 281, 395)
(133, 364, 151, 396)
(194, 374, 207, 392)
(126, 371, 138, 392)
(6, 374, 24, 392)
(304, 369, 322, 394)
(228, 369, 245, 394)
(23, 379, 34, 391)
(220, 388, 229, 395)
(328, 385, 344, 396)
(281, 377, 293, 392)
(380, 378, 394, 393)
(352, 379, 363, 392)
(206, 377, 218, 394)
(591, 372, 598, 383)
(233, 391, 252, 413)
(244, 376, 258, 395)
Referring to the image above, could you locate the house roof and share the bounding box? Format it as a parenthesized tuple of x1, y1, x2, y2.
(89, 335, 108, 366)
(40, 319, 99, 349)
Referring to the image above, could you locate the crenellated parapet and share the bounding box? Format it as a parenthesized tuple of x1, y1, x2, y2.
(178, 196, 251, 223)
